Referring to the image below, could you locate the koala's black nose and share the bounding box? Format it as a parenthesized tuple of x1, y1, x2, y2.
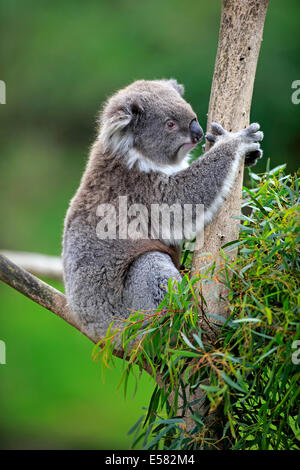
(189, 120, 203, 143)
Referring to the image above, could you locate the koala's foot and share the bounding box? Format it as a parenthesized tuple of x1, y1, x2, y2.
(122, 251, 181, 314)
(206, 122, 263, 167)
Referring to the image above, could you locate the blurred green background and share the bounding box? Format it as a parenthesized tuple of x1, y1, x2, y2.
(0, 0, 299, 449)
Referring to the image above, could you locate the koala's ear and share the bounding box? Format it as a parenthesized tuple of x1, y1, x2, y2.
(98, 95, 145, 154)
(99, 98, 144, 143)
(103, 99, 141, 126)
(112, 101, 143, 130)
(168, 79, 185, 97)
(121, 101, 144, 125)
(129, 101, 144, 117)
(114, 100, 143, 124)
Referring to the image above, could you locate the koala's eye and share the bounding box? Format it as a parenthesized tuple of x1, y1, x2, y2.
(166, 120, 177, 130)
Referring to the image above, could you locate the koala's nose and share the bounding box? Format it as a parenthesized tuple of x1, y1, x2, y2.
(189, 120, 203, 143)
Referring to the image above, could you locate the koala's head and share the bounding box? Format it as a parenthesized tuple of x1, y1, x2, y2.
(98, 79, 203, 170)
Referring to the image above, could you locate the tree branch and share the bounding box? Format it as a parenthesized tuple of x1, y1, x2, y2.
(0, 253, 82, 331)
(0, 250, 63, 280)
(0, 253, 152, 367)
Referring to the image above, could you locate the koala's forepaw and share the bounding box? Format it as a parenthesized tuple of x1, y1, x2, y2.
(239, 123, 264, 143)
(205, 122, 227, 145)
(239, 123, 264, 166)
(205, 122, 264, 167)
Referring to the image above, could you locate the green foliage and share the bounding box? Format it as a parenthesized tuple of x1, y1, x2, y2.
(95, 165, 300, 450)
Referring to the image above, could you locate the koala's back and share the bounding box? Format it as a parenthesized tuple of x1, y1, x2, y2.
(63, 216, 115, 338)
(63, 211, 180, 340)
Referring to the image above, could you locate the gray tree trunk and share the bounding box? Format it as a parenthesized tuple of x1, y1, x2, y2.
(192, 0, 269, 323)
(183, 0, 269, 447)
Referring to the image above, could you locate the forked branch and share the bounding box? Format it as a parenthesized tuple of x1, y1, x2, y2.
(0, 254, 81, 332)
(0, 253, 151, 366)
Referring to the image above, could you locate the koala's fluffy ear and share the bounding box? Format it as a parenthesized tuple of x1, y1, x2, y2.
(112, 100, 143, 132)
(100, 99, 143, 133)
(168, 79, 185, 97)
(129, 101, 144, 117)
(123, 100, 144, 122)
(98, 97, 144, 152)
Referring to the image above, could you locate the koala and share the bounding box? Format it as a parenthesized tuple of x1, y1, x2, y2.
(62, 79, 263, 340)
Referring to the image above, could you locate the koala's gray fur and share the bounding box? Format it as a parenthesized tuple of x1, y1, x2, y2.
(62, 79, 263, 340)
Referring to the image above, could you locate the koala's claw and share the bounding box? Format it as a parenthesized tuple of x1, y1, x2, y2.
(241, 124, 263, 143)
(239, 123, 264, 166)
(245, 142, 260, 152)
(205, 122, 264, 168)
(205, 122, 227, 146)
(243, 122, 260, 135)
(252, 131, 264, 142)
(208, 122, 263, 143)
(205, 132, 217, 143)
(210, 122, 226, 135)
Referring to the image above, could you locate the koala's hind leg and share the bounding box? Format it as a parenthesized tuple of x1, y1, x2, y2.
(122, 251, 181, 315)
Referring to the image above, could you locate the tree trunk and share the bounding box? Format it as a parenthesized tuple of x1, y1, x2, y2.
(192, 0, 269, 322)
(185, 0, 269, 448)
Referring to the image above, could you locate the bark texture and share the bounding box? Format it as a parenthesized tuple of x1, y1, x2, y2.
(192, 0, 269, 321)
